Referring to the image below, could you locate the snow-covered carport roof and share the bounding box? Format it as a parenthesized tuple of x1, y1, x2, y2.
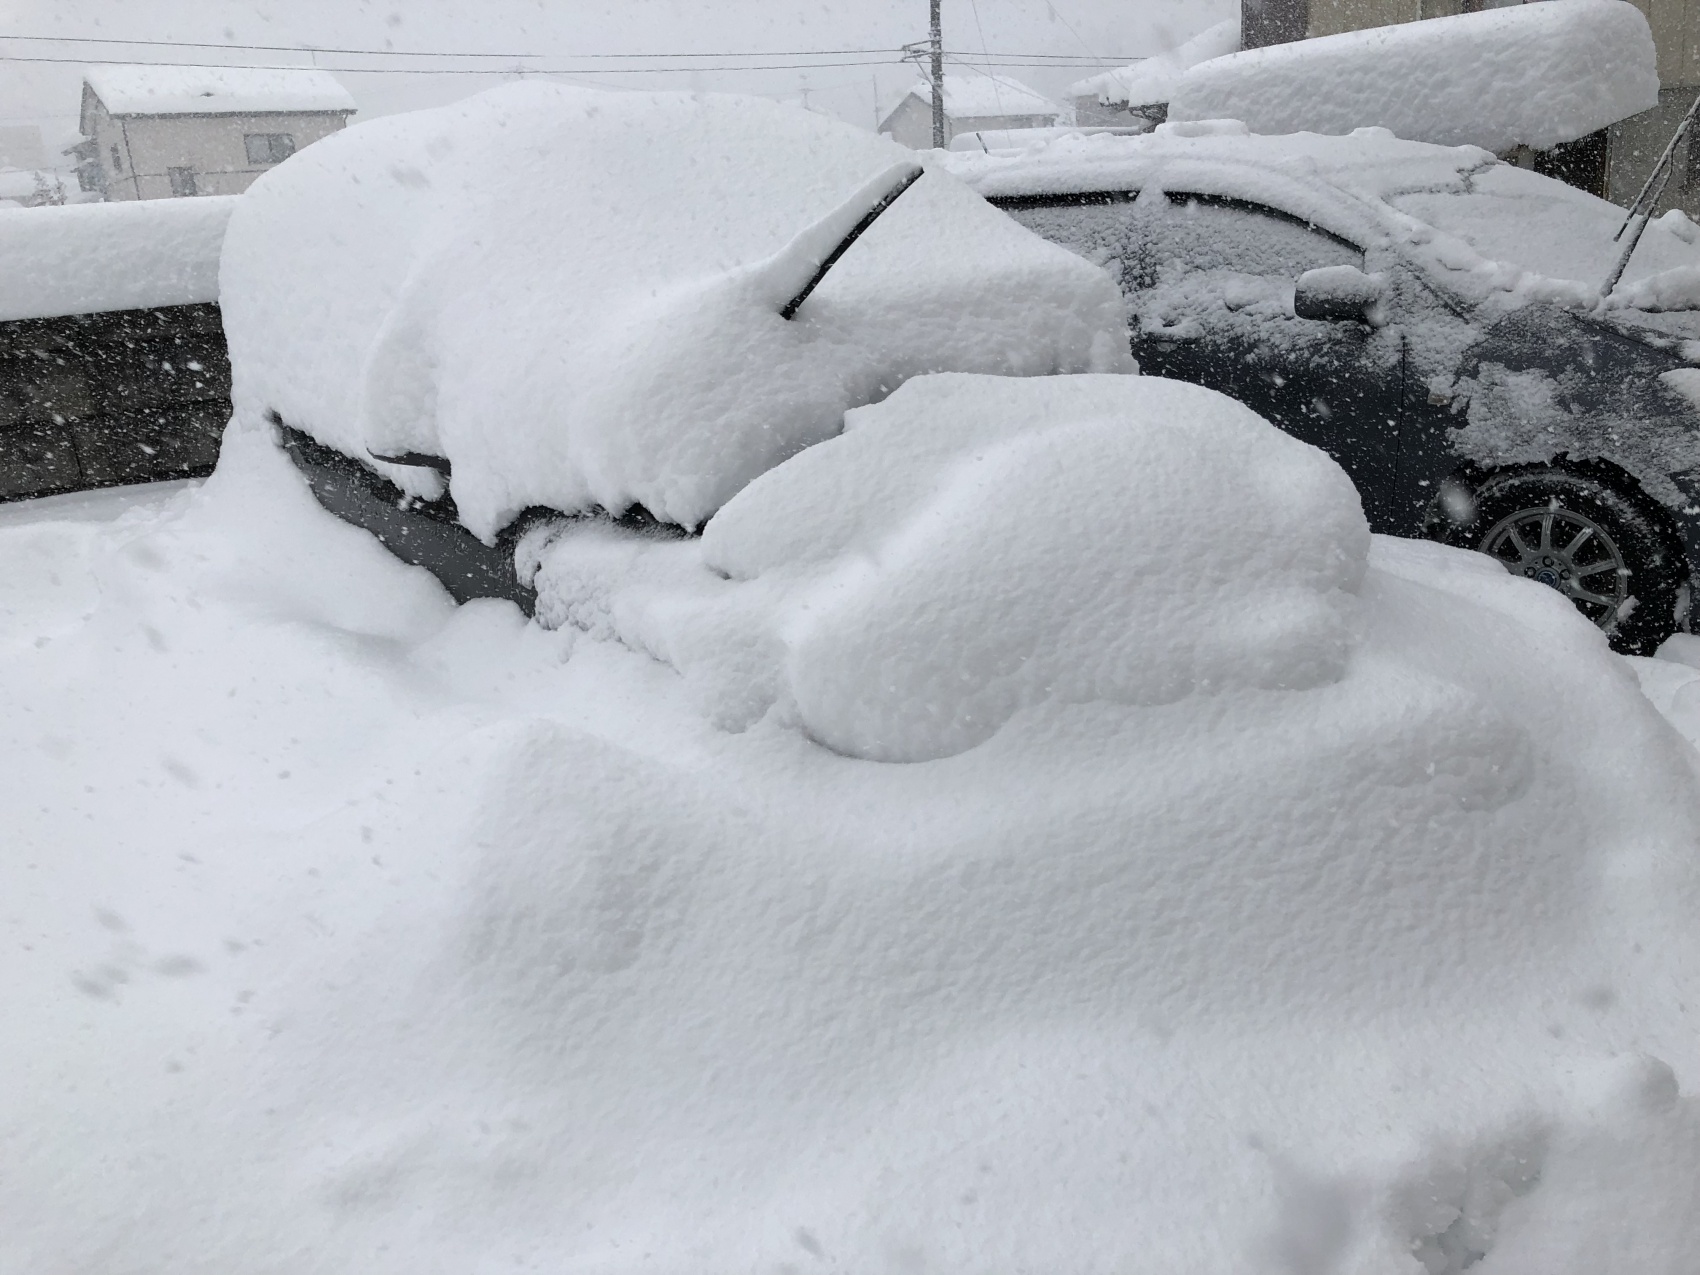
(1167, 0, 1658, 154)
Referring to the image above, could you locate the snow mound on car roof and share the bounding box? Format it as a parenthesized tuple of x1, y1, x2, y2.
(943, 123, 1493, 249)
(1169, 0, 1657, 153)
(218, 82, 1130, 538)
(944, 124, 1700, 302)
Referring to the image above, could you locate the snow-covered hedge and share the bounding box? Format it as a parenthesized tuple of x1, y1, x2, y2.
(0, 195, 233, 322)
(1169, 0, 1658, 152)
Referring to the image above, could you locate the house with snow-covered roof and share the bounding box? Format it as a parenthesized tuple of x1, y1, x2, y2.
(71, 65, 355, 201)
(878, 74, 1061, 149)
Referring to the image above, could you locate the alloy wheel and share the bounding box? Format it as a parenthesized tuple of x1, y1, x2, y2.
(1480, 501, 1630, 630)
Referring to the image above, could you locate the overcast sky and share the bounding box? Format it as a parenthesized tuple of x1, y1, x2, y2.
(1, 0, 1233, 147)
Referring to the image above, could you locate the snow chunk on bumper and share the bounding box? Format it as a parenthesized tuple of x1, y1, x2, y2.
(219, 83, 1130, 537)
(540, 373, 1368, 762)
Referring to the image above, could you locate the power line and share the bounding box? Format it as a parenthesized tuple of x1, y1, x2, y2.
(1, 54, 1126, 78)
(0, 31, 906, 59)
(964, 0, 1009, 119)
(0, 53, 915, 75)
(0, 31, 1140, 63)
(1035, 0, 1107, 65)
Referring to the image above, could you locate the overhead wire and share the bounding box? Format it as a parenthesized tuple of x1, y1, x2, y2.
(0, 31, 1141, 65)
(963, 0, 1006, 116)
(0, 32, 906, 59)
(0, 53, 913, 74)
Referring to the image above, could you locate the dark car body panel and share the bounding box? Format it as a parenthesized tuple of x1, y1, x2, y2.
(278, 424, 539, 612)
(992, 189, 1700, 591)
(1136, 314, 1407, 530)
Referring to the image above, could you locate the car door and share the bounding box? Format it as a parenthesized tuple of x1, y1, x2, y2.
(1001, 192, 1408, 530)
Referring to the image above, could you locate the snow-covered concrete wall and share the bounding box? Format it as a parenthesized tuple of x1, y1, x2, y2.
(0, 195, 232, 321)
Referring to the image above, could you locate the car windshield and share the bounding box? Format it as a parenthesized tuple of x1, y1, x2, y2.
(1390, 161, 1700, 294)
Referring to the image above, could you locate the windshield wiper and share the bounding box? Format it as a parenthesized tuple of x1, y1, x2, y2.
(1601, 90, 1700, 299)
(780, 164, 924, 321)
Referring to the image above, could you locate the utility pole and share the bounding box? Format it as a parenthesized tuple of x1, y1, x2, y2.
(930, 0, 945, 148)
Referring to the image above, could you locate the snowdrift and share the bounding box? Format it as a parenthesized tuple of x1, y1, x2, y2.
(530, 375, 1367, 761)
(0, 195, 232, 321)
(220, 82, 1130, 539)
(1169, 0, 1658, 153)
(6, 384, 1700, 1265)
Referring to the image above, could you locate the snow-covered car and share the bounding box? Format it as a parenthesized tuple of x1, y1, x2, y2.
(216, 84, 1129, 607)
(949, 122, 1700, 653)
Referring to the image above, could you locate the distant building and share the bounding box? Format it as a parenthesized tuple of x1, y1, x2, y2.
(879, 74, 1062, 149)
(1239, 0, 1700, 213)
(70, 65, 355, 201)
(1068, 19, 1241, 128)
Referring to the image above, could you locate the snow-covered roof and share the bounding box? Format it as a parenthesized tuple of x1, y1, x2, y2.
(897, 73, 1060, 122)
(1169, 0, 1656, 153)
(82, 65, 357, 118)
(1067, 18, 1239, 107)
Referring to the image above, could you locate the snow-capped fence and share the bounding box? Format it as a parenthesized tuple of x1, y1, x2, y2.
(0, 197, 234, 501)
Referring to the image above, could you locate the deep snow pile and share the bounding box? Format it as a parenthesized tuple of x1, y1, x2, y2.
(220, 83, 1128, 538)
(0, 195, 233, 321)
(6, 373, 1699, 1271)
(527, 375, 1366, 761)
(1169, 0, 1658, 153)
(1067, 17, 1240, 110)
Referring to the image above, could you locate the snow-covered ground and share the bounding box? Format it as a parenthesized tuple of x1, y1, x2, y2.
(8, 77, 1700, 1275)
(6, 377, 1700, 1271)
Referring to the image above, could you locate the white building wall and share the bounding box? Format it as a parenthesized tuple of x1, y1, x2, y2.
(880, 93, 1060, 148)
(881, 95, 938, 149)
(92, 106, 348, 201)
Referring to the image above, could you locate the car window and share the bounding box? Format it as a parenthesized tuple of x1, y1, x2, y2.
(999, 194, 1139, 293)
(1135, 196, 1362, 288)
(1000, 193, 1362, 296)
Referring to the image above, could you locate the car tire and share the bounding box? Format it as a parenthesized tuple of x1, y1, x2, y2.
(1425, 465, 1688, 655)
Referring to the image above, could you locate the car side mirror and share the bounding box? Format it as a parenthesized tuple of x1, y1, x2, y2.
(1294, 265, 1387, 325)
